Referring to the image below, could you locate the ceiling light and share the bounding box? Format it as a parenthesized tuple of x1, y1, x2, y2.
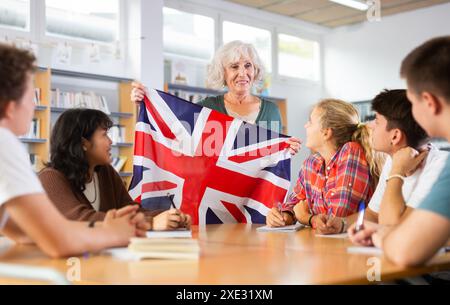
(329, 0, 369, 11)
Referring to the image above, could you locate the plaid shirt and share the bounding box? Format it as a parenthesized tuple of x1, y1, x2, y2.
(281, 142, 373, 217)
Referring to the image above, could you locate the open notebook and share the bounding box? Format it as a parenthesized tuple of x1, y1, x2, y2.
(256, 223, 304, 233)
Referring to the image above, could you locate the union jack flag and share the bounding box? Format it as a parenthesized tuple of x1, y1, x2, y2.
(129, 89, 292, 225)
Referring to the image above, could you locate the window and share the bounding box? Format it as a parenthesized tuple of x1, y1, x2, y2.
(163, 7, 215, 60)
(278, 33, 319, 81)
(45, 0, 119, 43)
(223, 21, 272, 72)
(0, 0, 29, 31)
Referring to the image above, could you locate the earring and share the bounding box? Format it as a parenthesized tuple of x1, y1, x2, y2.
(83, 147, 87, 151)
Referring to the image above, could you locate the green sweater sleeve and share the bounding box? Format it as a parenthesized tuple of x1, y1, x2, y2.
(259, 100, 283, 134)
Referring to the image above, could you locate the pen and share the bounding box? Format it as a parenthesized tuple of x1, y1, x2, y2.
(167, 193, 177, 209)
(355, 201, 366, 232)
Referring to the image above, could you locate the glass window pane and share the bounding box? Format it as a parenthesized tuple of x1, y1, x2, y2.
(0, 0, 29, 30)
(45, 0, 119, 43)
(223, 21, 272, 72)
(163, 7, 215, 60)
(278, 33, 319, 81)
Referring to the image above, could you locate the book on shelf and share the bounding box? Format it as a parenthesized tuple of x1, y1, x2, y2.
(51, 88, 111, 114)
(20, 118, 40, 139)
(29, 153, 40, 172)
(33, 88, 41, 105)
(127, 237, 200, 260)
(109, 124, 126, 144)
(167, 89, 208, 104)
(111, 156, 127, 172)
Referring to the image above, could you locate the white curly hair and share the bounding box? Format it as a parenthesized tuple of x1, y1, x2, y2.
(206, 40, 265, 90)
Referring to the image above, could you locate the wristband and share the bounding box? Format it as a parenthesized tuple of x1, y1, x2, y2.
(308, 214, 314, 227)
(386, 174, 406, 183)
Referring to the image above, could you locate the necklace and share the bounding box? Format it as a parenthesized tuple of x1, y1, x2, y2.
(85, 174, 97, 204)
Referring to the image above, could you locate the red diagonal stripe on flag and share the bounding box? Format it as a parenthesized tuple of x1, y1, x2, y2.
(144, 95, 176, 140)
(142, 181, 177, 193)
(228, 141, 290, 163)
(221, 201, 247, 223)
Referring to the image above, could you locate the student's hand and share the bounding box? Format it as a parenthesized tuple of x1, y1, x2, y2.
(315, 216, 343, 235)
(311, 214, 328, 230)
(129, 212, 151, 237)
(180, 212, 192, 229)
(115, 205, 152, 236)
(152, 209, 186, 231)
(115, 204, 140, 218)
(131, 81, 148, 105)
(371, 225, 394, 249)
(266, 208, 294, 227)
(103, 208, 138, 244)
(391, 147, 428, 177)
(286, 137, 302, 155)
(348, 220, 380, 247)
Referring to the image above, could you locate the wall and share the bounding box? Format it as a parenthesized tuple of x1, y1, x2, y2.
(323, 2, 450, 102)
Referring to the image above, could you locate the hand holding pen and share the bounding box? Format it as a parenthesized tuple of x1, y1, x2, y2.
(161, 193, 191, 229)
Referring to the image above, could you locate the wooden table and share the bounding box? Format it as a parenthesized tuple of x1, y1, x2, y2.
(0, 224, 449, 284)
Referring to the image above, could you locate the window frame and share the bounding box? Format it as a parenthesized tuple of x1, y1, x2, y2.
(221, 13, 274, 74)
(40, 0, 125, 48)
(276, 30, 322, 83)
(162, 5, 217, 63)
(0, 0, 33, 40)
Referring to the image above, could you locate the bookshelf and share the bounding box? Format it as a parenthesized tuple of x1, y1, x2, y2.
(352, 100, 375, 123)
(164, 83, 289, 134)
(30, 68, 136, 187)
(26, 68, 51, 172)
(352, 100, 450, 151)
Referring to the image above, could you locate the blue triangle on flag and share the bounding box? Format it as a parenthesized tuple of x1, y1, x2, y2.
(141, 196, 172, 211)
(263, 159, 291, 181)
(243, 205, 266, 224)
(155, 90, 201, 136)
(138, 102, 157, 131)
(232, 122, 289, 150)
(205, 207, 223, 224)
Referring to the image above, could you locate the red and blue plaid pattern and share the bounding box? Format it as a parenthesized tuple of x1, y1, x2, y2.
(281, 142, 373, 217)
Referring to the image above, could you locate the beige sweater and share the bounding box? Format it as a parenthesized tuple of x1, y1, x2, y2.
(38, 165, 159, 222)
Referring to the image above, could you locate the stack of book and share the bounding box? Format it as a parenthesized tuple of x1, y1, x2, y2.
(128, 237, 200, 260)
(111, 156, 127, 172)
(51, 89, 110, 114)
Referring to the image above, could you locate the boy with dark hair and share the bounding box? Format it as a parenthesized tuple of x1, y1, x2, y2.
(349, 36, 450, 267)
(0, 43, 148, 258)
(318, 89, 448, 234)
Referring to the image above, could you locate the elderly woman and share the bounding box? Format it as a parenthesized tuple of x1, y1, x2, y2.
(131, 40, 301, 154)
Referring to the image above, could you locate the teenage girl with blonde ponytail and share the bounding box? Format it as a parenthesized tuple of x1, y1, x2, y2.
(266, 99, 382, 233)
